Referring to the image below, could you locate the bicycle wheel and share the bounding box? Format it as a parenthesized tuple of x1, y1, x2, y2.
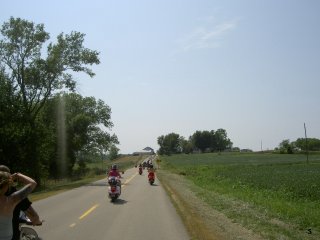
(20, 226, 38, 240)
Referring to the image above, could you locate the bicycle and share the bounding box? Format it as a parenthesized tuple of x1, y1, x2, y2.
(19, 212, 42, 240)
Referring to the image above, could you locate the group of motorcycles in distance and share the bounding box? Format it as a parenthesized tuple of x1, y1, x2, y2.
(107, 159, 156, 202)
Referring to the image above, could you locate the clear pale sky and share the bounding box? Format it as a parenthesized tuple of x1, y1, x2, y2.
(2, 0, 320, 154)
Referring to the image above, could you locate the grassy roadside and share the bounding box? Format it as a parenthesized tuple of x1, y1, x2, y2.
(157, 153, 320, 240)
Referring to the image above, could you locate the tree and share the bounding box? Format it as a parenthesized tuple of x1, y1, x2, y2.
(294, 138, 320, 151)
(40, 93, 118, 178)
(278, 139, 293, 154)
(180, 137, 193, 154)
(108, 145, 120, 161)
(0, 17, 100, 181)
(190, 130, 212, 152)
(190, 129, 232, 152)
(157, 133, 181, 155)
(215, 128, 232, 152)
(0, 17, 99, 121)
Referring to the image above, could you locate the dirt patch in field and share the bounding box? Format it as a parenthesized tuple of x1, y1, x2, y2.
(158, 170, 265, 240)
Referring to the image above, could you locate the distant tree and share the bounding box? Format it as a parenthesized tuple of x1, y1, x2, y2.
(157, 133, 181, 155)
(279, 139, 293, 154)
(190, 130, 212, 152)
(215, 128, 232, 152)
(108, 145, 120, 160)
(294, 138, 320, 151)
(180, 137, 193, 154)
(232, 147, 240, 152)
(190, 129, 232, 153)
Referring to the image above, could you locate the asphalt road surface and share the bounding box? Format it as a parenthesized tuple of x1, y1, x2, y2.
(32, 167, 190, 240)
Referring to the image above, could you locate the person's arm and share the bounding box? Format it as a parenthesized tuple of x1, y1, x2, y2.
(25, 206, 42, 225)
(10, 173, 37, 204)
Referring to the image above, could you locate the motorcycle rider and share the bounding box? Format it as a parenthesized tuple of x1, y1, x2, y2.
(147, 164, 155, 182)
(108, 165, 122, 192)
(138, 163, 143, 174)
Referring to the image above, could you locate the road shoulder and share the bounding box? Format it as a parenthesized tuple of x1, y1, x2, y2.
(157, 170, 265, 240)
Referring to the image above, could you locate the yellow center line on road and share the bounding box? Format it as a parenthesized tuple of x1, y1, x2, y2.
(70, 173, 138, 228)
(79, 204, 99, 220)
(122, 172, 138, 187)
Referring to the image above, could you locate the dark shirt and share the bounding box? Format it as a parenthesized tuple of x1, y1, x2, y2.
(5, 187, 32, 240)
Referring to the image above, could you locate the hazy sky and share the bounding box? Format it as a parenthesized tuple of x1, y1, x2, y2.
(2, 0, 320, 154)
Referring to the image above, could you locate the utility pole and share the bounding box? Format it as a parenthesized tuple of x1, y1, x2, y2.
(304, 123, 309, 164)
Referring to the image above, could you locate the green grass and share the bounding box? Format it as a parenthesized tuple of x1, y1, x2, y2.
(160, 152, 320, 239)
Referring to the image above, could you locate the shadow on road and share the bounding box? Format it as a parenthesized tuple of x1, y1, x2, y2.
(149, 183, 159, 187)
(112, 199, 128, 205)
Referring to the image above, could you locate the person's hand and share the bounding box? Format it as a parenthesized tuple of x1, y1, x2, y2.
(11, 173, 19, 181)
(32, 219, 43, 226)
(10, 173, 20, 185)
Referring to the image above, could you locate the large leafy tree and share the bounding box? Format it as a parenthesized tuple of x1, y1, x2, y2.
(40, 93, 118, 178)
(0, 17, 100, 181)
(190, 129, 232, 152)
(215, 128, 232, 152)
(190, 130, 213, 152)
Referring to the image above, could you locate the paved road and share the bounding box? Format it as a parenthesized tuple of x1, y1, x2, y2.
(32, 167, 190, 240)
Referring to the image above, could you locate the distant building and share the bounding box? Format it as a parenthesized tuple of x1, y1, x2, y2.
(132, 147, 155, 156)
(143, 147, 154, 153)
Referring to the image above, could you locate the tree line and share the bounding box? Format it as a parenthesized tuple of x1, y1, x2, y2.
(157, 129, 233, 155)
(277, 138, 320, 154)
(0, 17, 118, 184)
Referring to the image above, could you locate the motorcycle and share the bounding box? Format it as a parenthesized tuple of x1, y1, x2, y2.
(19, 212, 41, 240)
(148, 172, 155, 185)
(138, 166, 143, 175)
(108, 176, 121, 202)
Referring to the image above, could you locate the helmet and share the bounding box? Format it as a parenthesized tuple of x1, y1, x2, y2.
(112, 164, 117, 170)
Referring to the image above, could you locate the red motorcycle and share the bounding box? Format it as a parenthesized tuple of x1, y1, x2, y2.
(148, 172, 155, 185)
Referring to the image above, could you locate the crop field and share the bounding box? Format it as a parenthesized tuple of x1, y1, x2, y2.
(160, 152, 320, 239)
